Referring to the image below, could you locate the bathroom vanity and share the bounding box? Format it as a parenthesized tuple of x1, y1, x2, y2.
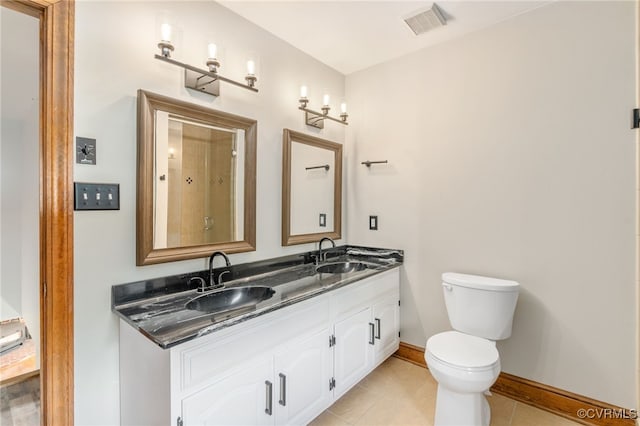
(113, 246, 402, 426)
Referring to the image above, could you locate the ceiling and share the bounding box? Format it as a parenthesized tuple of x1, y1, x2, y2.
(220, 1, 552, 75)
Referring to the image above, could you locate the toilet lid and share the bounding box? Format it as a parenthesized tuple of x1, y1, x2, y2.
(427, 331, 499, 369)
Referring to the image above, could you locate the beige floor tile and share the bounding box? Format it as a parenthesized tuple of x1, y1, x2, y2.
(312, 357, 581, 426)
(357, 366, 396, 393)
(421, 369, 439, 398)
(355, 360, 436, 426)
(511, 402, 581, 426)
(309, 410, 351, 426)
(488, 393, 516, 426)
(412, 380, 437, 420)
(360, 358, 433, 400)
(328, 384, 381, 424)
(355, 394, 433, 426)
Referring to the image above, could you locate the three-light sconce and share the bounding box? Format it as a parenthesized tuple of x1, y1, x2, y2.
(298, 86, 348, 129)
(156, 23, 258, 96)
(155, 23, 350, 128)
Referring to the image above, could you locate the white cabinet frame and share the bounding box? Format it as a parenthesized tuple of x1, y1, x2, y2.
(119, 268, 400, 426)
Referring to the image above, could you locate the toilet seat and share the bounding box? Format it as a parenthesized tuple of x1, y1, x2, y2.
(426, 331, 499, 371)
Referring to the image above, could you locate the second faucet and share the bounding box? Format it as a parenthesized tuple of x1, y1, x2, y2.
(317, 237, 336, 265)
(209, 251, 231, 289)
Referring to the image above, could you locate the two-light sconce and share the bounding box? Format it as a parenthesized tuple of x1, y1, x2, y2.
(155, 23, 258, 96)
(298, 86, 348, 129)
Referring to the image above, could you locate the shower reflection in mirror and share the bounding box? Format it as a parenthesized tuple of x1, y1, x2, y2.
(154, 112, 245, 249)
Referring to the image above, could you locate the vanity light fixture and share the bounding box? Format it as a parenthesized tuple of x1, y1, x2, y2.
(298, 86, 348, 129)
(158, 23, 174, 58)
(155, 24, 258, 97)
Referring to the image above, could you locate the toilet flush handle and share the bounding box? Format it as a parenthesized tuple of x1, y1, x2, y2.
(443, 284, 453, 291)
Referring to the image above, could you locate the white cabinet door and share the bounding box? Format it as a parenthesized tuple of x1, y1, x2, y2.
(181, 357, 274, 426)
(274, 327, 332, 425)
(333, 307, 373, 399)
(372, 296, 400, 365)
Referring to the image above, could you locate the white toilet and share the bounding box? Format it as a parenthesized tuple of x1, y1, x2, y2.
(425, 272, 520, 426)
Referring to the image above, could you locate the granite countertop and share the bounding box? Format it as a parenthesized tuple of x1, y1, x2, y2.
(112, 245, 403, 349)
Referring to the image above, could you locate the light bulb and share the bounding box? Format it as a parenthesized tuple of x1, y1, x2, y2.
(160, 23, 172, 42)
(323, 94, 330, 107)
(244, 59, 258, 87)
(340, 102, 347, 113)
(207, 43, 217, 60)
(300, 85, 308, 98)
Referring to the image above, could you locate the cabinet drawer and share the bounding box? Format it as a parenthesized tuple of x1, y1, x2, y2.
(330, 269, 399, 322)
(176, 296, 329, 393)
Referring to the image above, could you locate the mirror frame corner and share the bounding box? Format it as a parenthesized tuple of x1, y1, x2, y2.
(136, 89, 257, 265)
(281, 128, 342, 246)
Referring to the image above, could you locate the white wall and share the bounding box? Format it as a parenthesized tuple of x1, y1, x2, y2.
(346, 1, 636, 409)
(74, 2, 344, 424)
(0, 7, 41, 364)
(290, 142, 335, 234)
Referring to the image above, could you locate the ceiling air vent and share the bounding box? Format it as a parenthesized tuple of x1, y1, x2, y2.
(404, 3, 447, 36)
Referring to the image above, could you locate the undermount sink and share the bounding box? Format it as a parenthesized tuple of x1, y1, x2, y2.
(186, 286, 275, 314)
(316, 261, 372, 274)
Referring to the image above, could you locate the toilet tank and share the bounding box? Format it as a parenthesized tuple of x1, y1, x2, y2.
(442, 272, 520, 340)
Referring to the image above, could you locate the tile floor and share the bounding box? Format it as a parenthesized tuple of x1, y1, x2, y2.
(310, 356, 581, 426)
(0, 375, 40, 426)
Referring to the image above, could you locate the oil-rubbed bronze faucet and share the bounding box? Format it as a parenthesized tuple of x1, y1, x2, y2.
(317, 237, 336, 265)
(189, 276, 207, 292)
(209, 251, 231, 289)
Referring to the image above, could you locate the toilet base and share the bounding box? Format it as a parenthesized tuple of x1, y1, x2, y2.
(434, 385, 491, 426)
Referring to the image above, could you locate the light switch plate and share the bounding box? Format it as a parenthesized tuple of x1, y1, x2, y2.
(74, 182, 120, 210)
(319, 213, 327, 227)
(369, 215, 378, 230)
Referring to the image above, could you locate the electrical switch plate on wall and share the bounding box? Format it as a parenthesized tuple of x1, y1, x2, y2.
(74, 182, 120, 210)
(369, 215, 378, 230)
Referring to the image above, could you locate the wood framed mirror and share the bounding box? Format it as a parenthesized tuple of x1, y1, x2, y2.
(282, 129, 342, 246)
(137, 90, 256, 265)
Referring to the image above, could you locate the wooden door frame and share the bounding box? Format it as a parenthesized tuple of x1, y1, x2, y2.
(2, 0, 74, 424)
(637, 0, 640, 416)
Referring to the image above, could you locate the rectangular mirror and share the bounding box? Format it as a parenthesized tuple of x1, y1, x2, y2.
(282, 129, 342, 246)
(155, 113, 245, 248)
(137, 90, 256, 265)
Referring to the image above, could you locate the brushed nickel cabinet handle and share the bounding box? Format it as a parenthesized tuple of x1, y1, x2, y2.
(265, 380, 273, 415)
(279, 373, 287, 406)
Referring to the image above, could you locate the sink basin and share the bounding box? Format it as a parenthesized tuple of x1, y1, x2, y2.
(186, 286, 275, 313)
(316, 262, 372, 274)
